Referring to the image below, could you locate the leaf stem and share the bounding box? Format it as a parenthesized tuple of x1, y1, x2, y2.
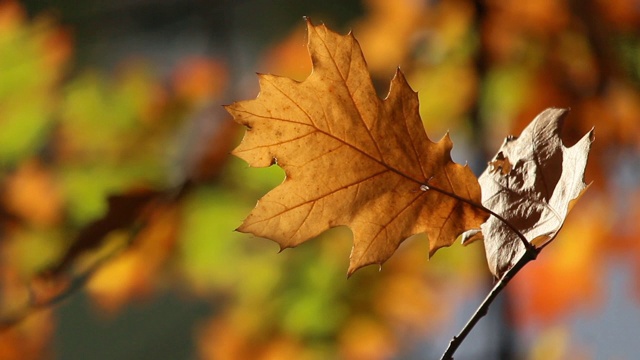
(439, 247, 538, 360)
(426, 182, 540, 358)
(426, 183, 537, 254)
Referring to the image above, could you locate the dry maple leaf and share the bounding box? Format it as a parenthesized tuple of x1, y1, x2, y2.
(463, 108, 594, 278)
(226, 19, 487, 275)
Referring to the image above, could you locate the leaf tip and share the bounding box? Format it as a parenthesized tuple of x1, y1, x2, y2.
(461, 229, 483, 245)
(538, 107, 570, 131)
(346, 265, 358, 278)
(389, 67, 414, 92)
(303, 16, 319, 28)
(427, 242, 441, 258)
(392, 66, 405, 79)
(346, 262, 383, 278)
(222, 102, 236, 115)
(304, 16, 325, 34)
(544, 107, 570, 116)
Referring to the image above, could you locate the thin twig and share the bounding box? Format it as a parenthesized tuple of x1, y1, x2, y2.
(0, 237, 130, 331)
(0, 182, 191, 330)
(439, 246, 539, 360)
(423, 180, 540, 359)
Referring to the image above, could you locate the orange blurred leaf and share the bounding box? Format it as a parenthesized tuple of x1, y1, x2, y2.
(0, 1, 24, 32)
(0, 310, 53, 360)
(354, 0, 425, 75)
(509, 197, 606, 325)
(260, 25, 311, 80)
(338, 316, 396, 360)
(172, 57, 228, 106)
(2, 159, 62, 227)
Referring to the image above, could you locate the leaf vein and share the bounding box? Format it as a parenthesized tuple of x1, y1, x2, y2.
(250, 169, 391, 225)
(315, 28, 383, 161)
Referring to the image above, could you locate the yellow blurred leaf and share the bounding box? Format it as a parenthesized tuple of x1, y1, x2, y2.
(87, 203, 179, 314)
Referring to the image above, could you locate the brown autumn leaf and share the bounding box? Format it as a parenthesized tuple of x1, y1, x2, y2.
(226, 19, 487, 275)
(47, 189, 160, 276)
(463, 108, 594, 278)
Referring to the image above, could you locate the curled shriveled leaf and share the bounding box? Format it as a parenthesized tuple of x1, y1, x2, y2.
(464, 108, 594, 278)
(227, 19, 487, 275)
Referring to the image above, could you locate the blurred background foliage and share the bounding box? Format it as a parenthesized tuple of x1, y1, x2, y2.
(0, 0, 639, 359)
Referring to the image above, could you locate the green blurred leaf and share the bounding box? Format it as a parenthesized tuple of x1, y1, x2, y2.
(180, 186, 261, 290)
(0, 19, 61, 165)
(58, 165, 156, 224)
